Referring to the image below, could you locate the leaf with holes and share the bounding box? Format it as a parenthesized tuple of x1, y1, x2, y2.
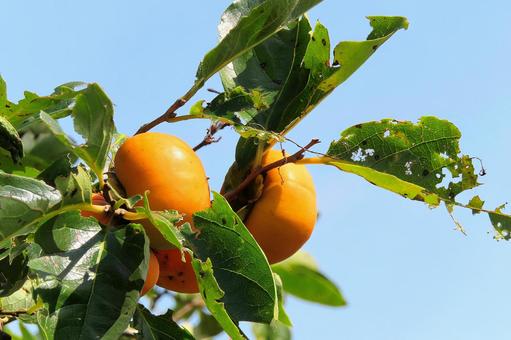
(326, 116, 479, 204)
(191, 258, 246, 340)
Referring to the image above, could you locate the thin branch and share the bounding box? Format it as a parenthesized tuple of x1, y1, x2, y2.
(193, 122, 229, 151)
(172, 297, 205, 322)
(135, 98, 187, 135)
(223, 139, 321, 203)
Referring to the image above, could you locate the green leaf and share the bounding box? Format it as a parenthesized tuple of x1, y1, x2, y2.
(318, 16, 409, 93)
(489, 205, 511, 240)
(29, 213, 149, 340)
(272, 252, 345, 307)
(196, 0, 322, 91)
(0, 280, 40, 316)
(54, 166, 92, 206)
(133, 304, 195, 340)
(220, 16, 407, 197)
(0, 171, 62, 246)
(273, 274, 292, 326)
(189, 89, 282, 142)
(2, 83, 83, 130)
(0, 251, 29, 297)
(21, 122, 77, 172)
(327, 117, 479, 205)
(0, 115, 23, 163)
(468, 195, 485, 214)
(252, 321, 291, 340)
(136, 191, 184, 249)
(184, 193, 276, 324)
(0, 75, 6, 106)
(39, 83, 114, 182)
(190, 258, 246, 340)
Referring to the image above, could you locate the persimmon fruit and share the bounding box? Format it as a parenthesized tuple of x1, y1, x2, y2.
(140, 250, 160, 296)
(154, 249, 198, 294)
(114, 132, 210, 249)
(245, 149, 317, 264)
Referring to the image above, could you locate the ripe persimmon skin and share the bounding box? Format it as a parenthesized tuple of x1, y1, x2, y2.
(140, 251, 160, 296)
(114, 132, 210, 249)
(81, 193, 110, 225)
(245, 149, 317, 264)
(155, 249, 198, 294)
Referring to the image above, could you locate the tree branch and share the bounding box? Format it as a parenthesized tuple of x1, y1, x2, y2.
(135, 98, 187, 135)
(222, 139, 321, 203)
(172, 297, 205, 322)
(193, 122, 228, 151)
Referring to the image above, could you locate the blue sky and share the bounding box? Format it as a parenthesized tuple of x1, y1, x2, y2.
(1, 1, 510, 339)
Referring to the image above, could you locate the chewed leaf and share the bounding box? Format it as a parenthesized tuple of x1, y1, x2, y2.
(191, 258, 246, 340)
(325, 116, 511, 239)
(489, 205, 511, 240)
(327, 117, 479, 202)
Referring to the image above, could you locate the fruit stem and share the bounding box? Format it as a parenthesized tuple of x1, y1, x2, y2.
(223, 139, 321, 203)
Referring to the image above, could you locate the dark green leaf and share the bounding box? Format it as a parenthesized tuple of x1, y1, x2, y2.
(272, 252, 345, 307)
(184, 193, 276, 324)
(190, 258, 246, 340)
(220, 16, 407, 196)
(252, 321, 291, 340)
(0, 172, 61, 246)
(196, 0, 322, 90)
(0, 115, 23, 163)
(29, 213, 149, 340)
(133, 304, 195, 340)
(0, 251, 29, 297)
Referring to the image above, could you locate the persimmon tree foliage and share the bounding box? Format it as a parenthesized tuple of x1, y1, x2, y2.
(0, 0, 509, 339)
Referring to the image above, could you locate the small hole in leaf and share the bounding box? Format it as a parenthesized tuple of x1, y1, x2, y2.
(321, 38, 327, 46)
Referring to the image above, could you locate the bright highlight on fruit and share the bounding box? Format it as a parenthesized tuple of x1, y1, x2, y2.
(245, 149, 317, 264)
(114, 132, 211, 249)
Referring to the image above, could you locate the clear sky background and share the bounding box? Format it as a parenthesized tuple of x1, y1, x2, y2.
(1, 1, 510, 339)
